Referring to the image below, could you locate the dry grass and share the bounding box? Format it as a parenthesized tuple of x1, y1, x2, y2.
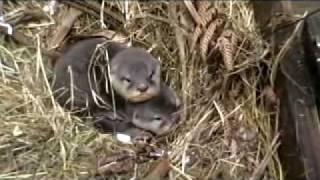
(0, 1, 282, 179)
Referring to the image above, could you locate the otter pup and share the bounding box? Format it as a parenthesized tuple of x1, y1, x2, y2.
(126, 82, 181, 135)
(110, 47, 161, 103)
(93, 82, 181, 137)
(52, 38, 161, 113)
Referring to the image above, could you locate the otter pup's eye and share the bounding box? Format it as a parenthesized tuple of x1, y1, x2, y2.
(153, 115, 162, 121)
(122, 77, 131, 83)
(149, 70, 155, 79)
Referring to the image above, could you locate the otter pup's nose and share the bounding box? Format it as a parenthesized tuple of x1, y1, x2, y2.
(137, 83, 148, 92)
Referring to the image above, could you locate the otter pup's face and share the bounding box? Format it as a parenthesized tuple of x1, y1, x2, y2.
(126, 83, 181, 136)
(110, 48, 161, 103)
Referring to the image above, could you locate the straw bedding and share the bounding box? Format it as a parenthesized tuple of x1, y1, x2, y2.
(0, 1, 282, 179)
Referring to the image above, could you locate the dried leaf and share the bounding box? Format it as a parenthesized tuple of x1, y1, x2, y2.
(97, 151, 136, 176)
(200, 18, 224, 61)
(47, 7, 83, 50)
(262, 86, 278, 105)
(183, 1, 202, 25)
(190, 25, 202, 50)
(196, 1, 213, 26)
(214, 101, 240, 145)
(219, 37, 234, 70)
(98, 151, 135, 166)
(142, 159, 171, 180)
(225, 117, 240, 145)
(262, 85, 278, 112)
(202, 7, 218, 26)
(190, 7, 218, 50)
(218, 30, 237, 71)
(196, 1, 211, 17)
(97, 158, 135, 176)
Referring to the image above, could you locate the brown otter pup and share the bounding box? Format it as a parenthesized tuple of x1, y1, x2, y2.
(52, 38, 161, 113)
(93, 82, 181, 137)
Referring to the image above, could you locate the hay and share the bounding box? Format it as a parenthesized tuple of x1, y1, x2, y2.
(0, 1, 282, 179)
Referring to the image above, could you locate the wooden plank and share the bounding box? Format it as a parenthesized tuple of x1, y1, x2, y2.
(252, 1, 320, 180)
(276, 26, 320, 179)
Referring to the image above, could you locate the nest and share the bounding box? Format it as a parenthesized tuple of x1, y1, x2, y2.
(0, 1, 282, 179)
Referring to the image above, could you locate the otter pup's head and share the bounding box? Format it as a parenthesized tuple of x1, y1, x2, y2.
(126, 83, 181, 136)
(109, 48, 160, 103)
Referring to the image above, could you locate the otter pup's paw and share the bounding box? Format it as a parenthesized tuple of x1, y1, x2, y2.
(132, 131, 154, 143)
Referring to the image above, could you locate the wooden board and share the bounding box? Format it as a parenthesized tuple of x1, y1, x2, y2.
(252, 1, 320, 180)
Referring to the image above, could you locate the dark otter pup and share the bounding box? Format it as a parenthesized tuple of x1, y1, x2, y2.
(52, 38, 161, 113)
(94, 82, 181, 137)
(126, 82, 181, 135)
